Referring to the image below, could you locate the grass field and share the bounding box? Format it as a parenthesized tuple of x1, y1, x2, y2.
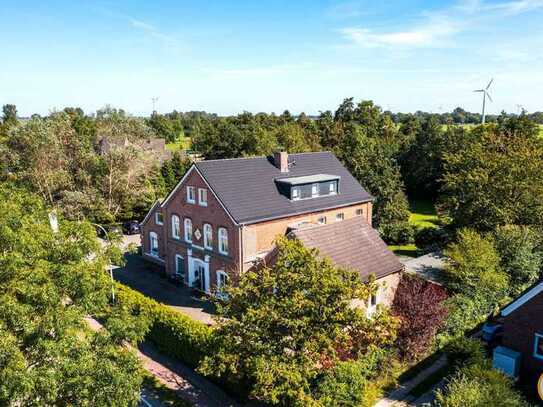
(166, 137, 192, 152)
(539, 124, 543, 138)
(388, 199, 439, 258)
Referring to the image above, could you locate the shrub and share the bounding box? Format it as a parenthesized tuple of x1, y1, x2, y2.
(493, 225, 543, 296)
(113, 283, 213, 368)
(414, 226, 450, 249)
(444, 337, 486, 369)
(379, 221, 415, 245)
(435, 363, 530, 407)
(392, 274, 449, 361)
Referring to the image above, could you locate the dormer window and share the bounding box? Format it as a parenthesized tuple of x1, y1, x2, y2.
(276, 174, 340, 202)
(311, 183, 319, 197)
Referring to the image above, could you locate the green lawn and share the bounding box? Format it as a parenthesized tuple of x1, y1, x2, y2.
(388, 199, 439, 258)
(166, 137, 192, 152)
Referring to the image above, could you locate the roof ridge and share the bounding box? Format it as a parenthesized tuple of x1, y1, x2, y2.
(195, 151, 334, 164)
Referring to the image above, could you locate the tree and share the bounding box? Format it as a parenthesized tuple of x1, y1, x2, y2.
(2, 104, 17, 126)
(440, 120, 543, 231)
(337, 124, 410, 226)
(493, 225, 543, 296)
(443, 229, 508, 303)
(198, 238, 397, 406)
(392, 274, 449, 361)
(0, 186, 142, 405)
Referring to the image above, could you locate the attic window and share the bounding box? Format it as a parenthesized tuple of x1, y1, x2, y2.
(292, 187, 300, 200)
(534, 333, 543, 360)
(276, 174, 341, 201)
(311, 183, 319, 197)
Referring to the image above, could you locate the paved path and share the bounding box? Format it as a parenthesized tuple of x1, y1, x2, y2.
(374, 354, 448, 407)
(114, 253, 216, 325)
(84, 316, 239, 407)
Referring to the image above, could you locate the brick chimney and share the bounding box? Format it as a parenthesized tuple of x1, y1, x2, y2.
(274, 151, 289, 173)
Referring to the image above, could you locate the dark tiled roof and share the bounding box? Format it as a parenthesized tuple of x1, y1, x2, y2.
(291, 217, 404, 281)
(195, 152, 373, 224)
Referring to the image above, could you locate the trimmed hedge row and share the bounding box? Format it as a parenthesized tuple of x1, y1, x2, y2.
(114, 283, 213, 368)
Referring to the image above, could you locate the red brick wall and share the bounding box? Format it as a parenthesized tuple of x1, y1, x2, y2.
(141, 203, 167, 261)
(161, 168, 240, 289)
(502, 292, 543, 381)
(241, 202, 372, 267)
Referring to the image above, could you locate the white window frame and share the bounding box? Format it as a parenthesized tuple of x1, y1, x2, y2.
(534, 333, 543, 360)
(175, 254, 185, 278)
(317, 216, 327, 225)
(292, 187, 300, 201)
(198, 188, 208, 207)
(336, 213, 344, 222)
(311, 183, 319, 197)
(216, 270, 229, 289)
(155, 212, 164, 225)
(171, 214, 180, 239)
(186, 186, 196, 204)
(149, 232, 159, 256)
(184, 218, 193, 243)
(329, 182, 337, 195)
(218, 227, 228, 255)
(203, 223, 213, 250)
(367, 291, 378, 317)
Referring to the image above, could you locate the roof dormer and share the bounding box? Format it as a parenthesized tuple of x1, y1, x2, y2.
(275, 174, 340, 201)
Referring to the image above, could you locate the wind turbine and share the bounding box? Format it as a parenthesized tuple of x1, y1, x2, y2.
(473, 79, 493, 124)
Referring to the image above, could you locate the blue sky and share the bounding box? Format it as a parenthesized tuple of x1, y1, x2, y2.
(1, 0, 542, 116)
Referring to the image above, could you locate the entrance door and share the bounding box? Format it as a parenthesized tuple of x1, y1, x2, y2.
(191, 259, 209, 293)
(195, 262, 206, 292)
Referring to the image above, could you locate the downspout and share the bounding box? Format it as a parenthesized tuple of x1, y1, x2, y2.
(239, 224, 244, 275)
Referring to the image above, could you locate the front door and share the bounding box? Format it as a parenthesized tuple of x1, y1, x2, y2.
(191, 259, 209, 293)
(195, 263, 206, 292)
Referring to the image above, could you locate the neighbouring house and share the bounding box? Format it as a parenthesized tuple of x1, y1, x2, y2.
(140, 151, 404, 309)
(496, 280, 543, 383)
(98, 136, 173, 164)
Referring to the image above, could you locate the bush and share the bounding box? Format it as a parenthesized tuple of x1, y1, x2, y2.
(392, 274, 449, 361)
(379, 221, 415, 245)
(414, 226, 450, 249)
(435, 363, 530, 407)
(113, 283, 213, 368)
(444, 337, 486, 369)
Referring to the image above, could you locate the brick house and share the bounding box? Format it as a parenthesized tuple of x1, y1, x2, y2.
(140, 151, 404, 308)
(499, 281, 543, 383)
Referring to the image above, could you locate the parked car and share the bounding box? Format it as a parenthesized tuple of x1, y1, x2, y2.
(123, 220, 141, 235)
(95, 223, 123, 239)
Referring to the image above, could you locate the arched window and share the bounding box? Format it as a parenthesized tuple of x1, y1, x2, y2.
(149, 232, 159, 256)
(184, 218, 193, 243)
(171, 214, 180, 239)
(203, 223, 213, 250)
(218, 227, 228, 255)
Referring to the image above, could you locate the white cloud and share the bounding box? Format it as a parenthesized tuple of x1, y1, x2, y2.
(339, 0, 543, 48)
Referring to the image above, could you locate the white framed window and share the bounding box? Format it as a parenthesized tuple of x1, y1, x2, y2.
(198, 188, 208, 207)
(356, 209, 364, 216)
(175, 254, 185, 278)
(155, 212, 164, 225)
(149, 232, 159, 256)
(216, 270, 229, 290)
(367, 291, 378, 317)
(218, 227, 228, 255)
(329, 182, 337, 194)
(171, 214, 180, 239)
(184, 218, 193, 243)
(317, 216, 327, 225)
(534, 333, 543, 360)
(336, 213, 344, 222)
(203, 223, 213, 250)
(311, 183, 319, 197)
(186, 186, 196, 204)
(292, 187, 300, 200)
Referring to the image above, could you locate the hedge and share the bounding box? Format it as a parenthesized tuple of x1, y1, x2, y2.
(114, 283, 213, 368)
